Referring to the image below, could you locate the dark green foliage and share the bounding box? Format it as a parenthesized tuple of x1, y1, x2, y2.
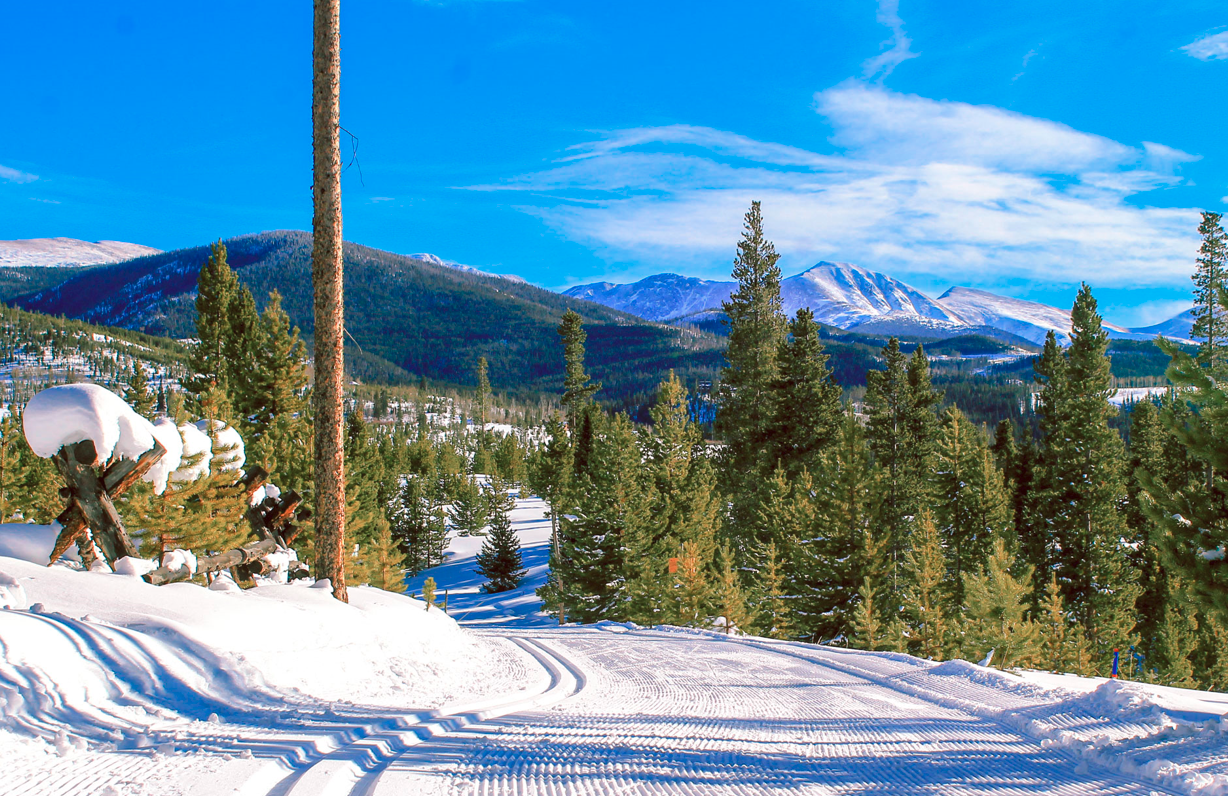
(185, 241, 238, 399)
(717, 202, 787, 547)
(1190, 211, 1228, 369)
(766, 308, 842, 477)
(125, 360, 156, 419)
(864, 338, 942, 595)
(476, 479, 526, 593)
(553, 411, 646, 623)
(1033, 287, 1139, 665)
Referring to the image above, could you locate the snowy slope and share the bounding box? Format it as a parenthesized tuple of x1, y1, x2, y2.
(0, 238, 160, 268)
(1129, 307, 1196, 341)
(405, 488, 555, 626)
(410, 252, 527, 284)
(566, 262, 969, 330)
(565, 262, 1194, 345)
(936, 286, 1158, 346)
(4, 492, 1228, 796)
(565, 274, 735, 323)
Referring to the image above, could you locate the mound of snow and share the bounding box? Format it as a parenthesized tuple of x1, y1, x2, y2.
(22, 383, 155, 462)
(0, 522, 78, 566)
(0, 555, 531, 711)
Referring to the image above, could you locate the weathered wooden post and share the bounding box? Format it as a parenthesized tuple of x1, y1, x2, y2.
(47, 438, 166, 566)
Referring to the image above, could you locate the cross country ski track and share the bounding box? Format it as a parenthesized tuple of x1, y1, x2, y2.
(3, 620, 1202, 796)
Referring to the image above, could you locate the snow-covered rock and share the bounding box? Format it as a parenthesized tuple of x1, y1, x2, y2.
(22, 383, 156, 463)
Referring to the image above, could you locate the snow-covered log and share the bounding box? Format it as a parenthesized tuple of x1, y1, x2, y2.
(142, 538, 279, 586)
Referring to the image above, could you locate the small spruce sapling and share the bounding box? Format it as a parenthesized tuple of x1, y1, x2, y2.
(476, 480, 526, 593)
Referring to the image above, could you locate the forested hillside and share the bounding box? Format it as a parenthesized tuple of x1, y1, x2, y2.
(11, 231, 729, 405)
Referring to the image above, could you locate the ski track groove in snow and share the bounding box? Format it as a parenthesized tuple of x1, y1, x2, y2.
(363, 626, 1184, 796)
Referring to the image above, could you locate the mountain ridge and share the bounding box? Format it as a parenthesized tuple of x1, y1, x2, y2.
(565, 264, 1194, 346)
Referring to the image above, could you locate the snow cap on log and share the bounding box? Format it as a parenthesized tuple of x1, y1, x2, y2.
(23, 383, 155, 463)
(144, 417, 184, 495)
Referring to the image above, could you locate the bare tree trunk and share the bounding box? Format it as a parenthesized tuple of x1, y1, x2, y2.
(312, 0, 347, 602)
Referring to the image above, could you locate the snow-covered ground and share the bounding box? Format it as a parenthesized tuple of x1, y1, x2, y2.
(405, 492, 555, 626)
(1111, 386, 1169, 405)
(3, 489, 1228, 795)
(0, 238, 160, 268)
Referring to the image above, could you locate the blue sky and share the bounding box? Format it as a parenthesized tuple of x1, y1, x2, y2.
(2, 0, 1226, 326)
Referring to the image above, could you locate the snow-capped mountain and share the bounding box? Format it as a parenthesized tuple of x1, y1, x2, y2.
(1127, 308, 1195, 341)
(410, 252, 527, 284)
(0, 238, 160, 268)
(782, 262, 966, 331)
(566, 262, 1196, 345)
(565, 274, 734, 324)
(566, 262, 967, 333)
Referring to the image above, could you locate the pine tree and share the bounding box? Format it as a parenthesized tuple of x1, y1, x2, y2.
(185, 241, 239, 400)
(1151, 580, 1198, 687)
(865, 339, 941, 597)
(1035, 287, 1139, 658)
(716, 542, 755, 634)
(530, 416, 573, 621)
(1037, 572, 1095, 675)
(554, 412, 646, 622)
(766, 308, 842, 477)
(902, 509, 949, 660)
(673, 540, 711, 627)
(390, 471, 449, 574)
(476, 478, 525, 593)
(450, 476, 489, 536)
(755, 543, 793, 640)
(962, 538, 1039, 670)
(851, 576, 883, 650)
(792, 411, 885, 642)
(558, 311, 600, 431)
(0, 408, 60, 524)
(1190, 211, 1228, 371)
(224, 285, 263, 424)
(126, 361, 155, 419)
(718, 201, 786, 551)
(129, 440, 250, 568)
(626, 372, 719, 626)
(1144, 288, 1228, 623)
(352, 516, 408, 592)
(251, 290, 308, 433)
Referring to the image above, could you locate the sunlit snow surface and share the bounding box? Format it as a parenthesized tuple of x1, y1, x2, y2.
(2, 491, 1228, 796)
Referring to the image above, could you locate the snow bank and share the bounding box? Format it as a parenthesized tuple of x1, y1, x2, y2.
(0, 522, 78, 566)
(22, 383, 155, 462)
(0, 555, 530, 712)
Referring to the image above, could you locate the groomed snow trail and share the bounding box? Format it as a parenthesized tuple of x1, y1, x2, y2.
(366, 626, 1182, 796)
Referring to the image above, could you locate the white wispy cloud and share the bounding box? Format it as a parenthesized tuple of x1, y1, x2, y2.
(471, 83, 1201, 290)
(1181, 30, 1228, 61)
(862, 0, 918, 81)
(0, 164, 38, 184)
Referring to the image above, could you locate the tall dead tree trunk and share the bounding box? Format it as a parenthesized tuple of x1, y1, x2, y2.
(312, 0, 347, 602)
